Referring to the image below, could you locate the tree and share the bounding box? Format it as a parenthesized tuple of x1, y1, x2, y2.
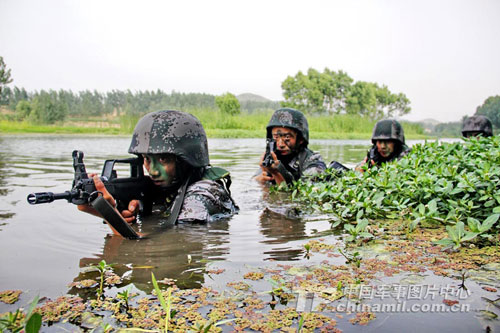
(215, 92, 240, 115)
(29, 90, 68, 124)
(15, 100, 32, 120)
(0, 56, 13, 96)
(281, 67, 411, 118)
(475, 95, 500, 128)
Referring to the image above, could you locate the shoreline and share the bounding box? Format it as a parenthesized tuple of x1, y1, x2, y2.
(0, 129, 434, 140)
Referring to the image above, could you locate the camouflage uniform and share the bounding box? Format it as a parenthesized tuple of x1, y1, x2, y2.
(462, 115, 493, 137)
(129, 110, 237, 223)
(360, 119, 411, 168)
(260, 108, 326, 184)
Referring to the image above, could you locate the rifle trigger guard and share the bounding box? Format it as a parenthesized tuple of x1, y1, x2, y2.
(89, 191, 103, 203)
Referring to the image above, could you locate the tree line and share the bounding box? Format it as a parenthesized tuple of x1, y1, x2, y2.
(0, 87, 282, 124)
(281, 68, 411, 118)
(2, 55, 498, 130)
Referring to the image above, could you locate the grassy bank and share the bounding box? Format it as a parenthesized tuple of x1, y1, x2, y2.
(0, 109, 429, 139)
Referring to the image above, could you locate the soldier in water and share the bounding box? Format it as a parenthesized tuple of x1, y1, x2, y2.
(254, 108, 326, 185)
(462, 115, 493, 138)
(356, 119, 411, 172)
(78, 110, 238, 234)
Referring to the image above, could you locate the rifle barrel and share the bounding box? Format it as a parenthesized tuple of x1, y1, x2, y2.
(27, 191, 72, 205)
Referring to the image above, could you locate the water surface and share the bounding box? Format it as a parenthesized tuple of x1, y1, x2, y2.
(0, 135, 494, 332)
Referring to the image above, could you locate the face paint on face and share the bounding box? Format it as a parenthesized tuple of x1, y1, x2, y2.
(375, 140, 395, 158)
(271, 127, 299, 156)
(142, 154, 176, 187)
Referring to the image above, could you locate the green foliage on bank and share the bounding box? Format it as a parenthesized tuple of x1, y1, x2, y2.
(281, 68, 411, 117)
(215, 92, 241, 115)
(1, 109, 427, 139)
(284, 136, 500, 247)
(0, 120, 123, 135)
(476, 95, 500, 128)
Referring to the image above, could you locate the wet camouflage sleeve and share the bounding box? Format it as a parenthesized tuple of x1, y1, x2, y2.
(397, 144, 411, 159)
(177, 180, 237, 223)
(301, 149, 327, 177)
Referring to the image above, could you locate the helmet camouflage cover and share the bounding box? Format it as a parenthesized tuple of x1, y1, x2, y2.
(462, 115, 493, 137)
(266, 108, 309, 145)
(128, 110, 209, 168)
(371, 119, 405, 145)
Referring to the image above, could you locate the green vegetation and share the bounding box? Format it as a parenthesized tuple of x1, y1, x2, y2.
(151, 272, 174, 332)
(0, 56, 427, 137)
(1, 109, 427, 139)
(281, 68, 410, 117)
(215, 92, 240, 115)
(476, 95, 500, 128)
(0, 295, 41, 333)
(0, 56, 13, 96)
(283, 136, 500, 248)
(93, 260, 113, 299)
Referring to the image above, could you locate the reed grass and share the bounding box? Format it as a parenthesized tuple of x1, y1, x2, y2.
(0, 109, 428, 139)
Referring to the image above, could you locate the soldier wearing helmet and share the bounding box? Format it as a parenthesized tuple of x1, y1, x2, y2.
(356, 119, 411, 172)
(462, 115, 493, 138)
(254, 108, 326, 185)
(78, 110, 237, 232)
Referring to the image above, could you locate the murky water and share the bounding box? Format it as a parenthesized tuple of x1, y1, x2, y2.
(0, 136, 368, 293)
(0, 135, 496, 331)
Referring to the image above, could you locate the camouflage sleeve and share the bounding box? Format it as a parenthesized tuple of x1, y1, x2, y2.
(397, 144, 412, 160)
(302, 151, 327, 177)
(177, 180, 236, 223)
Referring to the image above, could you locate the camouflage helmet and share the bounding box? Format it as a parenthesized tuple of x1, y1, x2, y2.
(128, 110, 209, 168)
(462, 115, 493, 137)
(266, 108, 309, 145)
(371, 119, 405, 145)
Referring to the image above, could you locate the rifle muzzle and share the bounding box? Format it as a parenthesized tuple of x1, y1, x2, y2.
(27, 192, 71, 205)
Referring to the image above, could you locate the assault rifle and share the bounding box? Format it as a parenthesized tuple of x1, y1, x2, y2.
(365, 146, 382, 167)
(27, 150, 158, 239)
(262, 138, 276, 168)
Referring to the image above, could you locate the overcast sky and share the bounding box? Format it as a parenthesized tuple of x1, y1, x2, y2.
(1, 0, 499, 122)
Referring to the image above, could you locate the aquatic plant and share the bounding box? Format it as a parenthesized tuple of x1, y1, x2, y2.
(343, 219, 374, 243)
(0, 296, 41, 333)
(285, 136, 500, 248)
(303, 243, 311, 259)
(116, 287, 132, 311)
(433, 222, 479, 250)
(297, 314, 305, 333)
(0, 290, 22, 304)
(151, 272, 174, 332)
(92, 260, 113, 299)
(338, 249, 362, 268)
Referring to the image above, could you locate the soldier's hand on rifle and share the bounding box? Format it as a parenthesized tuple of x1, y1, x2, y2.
(121, 200, 140, 224)
(355, 157, 375, 173)
(77, 175, 139, 224)
(255, 152, 286, 185)
(77, 175, 116, 217)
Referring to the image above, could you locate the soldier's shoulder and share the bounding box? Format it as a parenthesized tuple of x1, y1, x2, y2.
(400, 144, 412, 156)
(302, 148, 326, 164)
(186, 179, 226, 198)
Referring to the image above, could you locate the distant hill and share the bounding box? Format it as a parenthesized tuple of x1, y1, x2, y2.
(418, 118, 441, 126)
(236, 93, 280, 112)
(414, 118, 441, 134)
(236, 93, 274, 103)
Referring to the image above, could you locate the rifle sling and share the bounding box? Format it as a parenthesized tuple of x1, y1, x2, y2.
(91, 195, 140, 239)
(165, 174, 192, 225)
